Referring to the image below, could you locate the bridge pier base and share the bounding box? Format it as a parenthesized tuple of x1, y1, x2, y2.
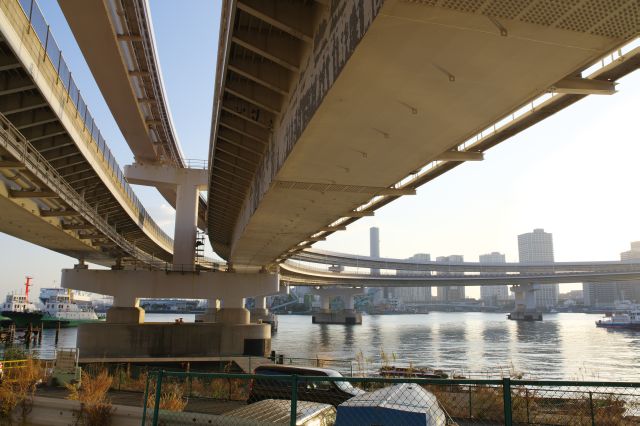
(508, 284, 543, 321)
(195, 298, 219, 323)
(311, 288, 363, 325)
(62, 269, 278, 359)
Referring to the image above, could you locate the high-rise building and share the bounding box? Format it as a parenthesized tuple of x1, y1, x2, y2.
(582, 282, 618, 307)
(369, 227, 384, 302)
(479, 252, 509, 306)
(517, 229, 558, 308)
(395, 253, 432, 305)
(436, 255, 465, 302)
(585, 242, 640, 306)
(370, 227, 380, 275)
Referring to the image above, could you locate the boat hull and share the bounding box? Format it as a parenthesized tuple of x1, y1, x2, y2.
(0, 311, 101, 328)
(595, 321, 640, 330)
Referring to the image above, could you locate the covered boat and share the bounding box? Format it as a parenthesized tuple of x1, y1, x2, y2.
(335, 383, 446, 425)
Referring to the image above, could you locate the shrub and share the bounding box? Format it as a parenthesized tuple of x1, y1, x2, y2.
(66, 369, 114, 426)
(0, 358, 43, 424)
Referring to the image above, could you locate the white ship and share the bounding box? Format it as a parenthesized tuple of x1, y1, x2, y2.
(40, 288, 99, 323)
(1, 292, 39, 313)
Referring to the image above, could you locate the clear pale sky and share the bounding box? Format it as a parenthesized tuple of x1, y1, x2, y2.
(0, 2, 638, 299)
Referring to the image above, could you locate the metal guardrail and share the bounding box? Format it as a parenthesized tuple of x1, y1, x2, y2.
(140, 370, 640, 426)
(0, 113, 161, 265)
(12, 0, 173, 251)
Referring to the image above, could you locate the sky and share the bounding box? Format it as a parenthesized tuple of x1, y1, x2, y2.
(0, 2, 639, 299)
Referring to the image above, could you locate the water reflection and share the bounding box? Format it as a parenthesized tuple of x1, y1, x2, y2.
(271, 313, 640, 380)
(6, 313, 639, 380)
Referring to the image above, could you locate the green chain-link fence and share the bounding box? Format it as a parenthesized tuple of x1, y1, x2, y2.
(139, 370, 640, 425)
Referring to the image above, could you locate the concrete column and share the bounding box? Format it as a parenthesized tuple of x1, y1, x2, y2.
(195, 298, 219, 323)
(124, 163, 207, 268)
(218, 295, 249, 325)
(320, 294, 331, 313)
(250, 296, 269, 317)
(106, 295, 144, 324)
(344, 294, 355, 310)
(509, 284, 542, 321)
(173, 182, 199, 267)
(256, 296, 267, 310)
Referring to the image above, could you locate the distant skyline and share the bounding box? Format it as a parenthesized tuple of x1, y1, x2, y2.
(0, 2, 639, 301)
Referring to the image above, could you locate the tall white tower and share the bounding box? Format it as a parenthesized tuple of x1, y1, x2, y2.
(517, 229, 558, 308)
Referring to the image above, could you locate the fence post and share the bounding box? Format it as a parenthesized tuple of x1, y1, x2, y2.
(151, 370, 164, 426)
(589, 391, 595, 426)
(43, 25, 49, 61)
(525, 388, 530, 424)
(27, 0, 34, 29)
(141, 372, 151, 426)
(290, 375, 298, 426)
(502, 378, 513, 426)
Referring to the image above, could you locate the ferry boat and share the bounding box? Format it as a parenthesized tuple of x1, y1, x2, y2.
(595, 310, 640, 330)
(0, 277, 50, 328)
(1, 278, 101, 328)
(41, 289, 100, 325)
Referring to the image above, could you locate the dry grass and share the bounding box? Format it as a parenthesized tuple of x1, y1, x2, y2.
(145, 380, 188, 412)
(0, 358, 43, 423)
(66, 369, 114, 426)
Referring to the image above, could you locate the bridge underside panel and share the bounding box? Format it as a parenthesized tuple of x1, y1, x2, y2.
(0, 0, 173, 263)
(0, 181, 111, 263)
(222, 0, 637, 266)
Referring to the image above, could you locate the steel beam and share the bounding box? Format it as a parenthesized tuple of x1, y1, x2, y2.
(551, 77, 616, 95)
(9, 190, 57, 198)
(436, 150, 484, 161)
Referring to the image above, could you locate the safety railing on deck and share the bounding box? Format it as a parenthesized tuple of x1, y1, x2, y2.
(10, 0, 173, 251)
(0, 113, 161, 265)
(140, 370, 640, 425)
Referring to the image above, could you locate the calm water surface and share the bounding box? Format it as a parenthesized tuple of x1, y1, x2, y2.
(7, 312, 640, 381)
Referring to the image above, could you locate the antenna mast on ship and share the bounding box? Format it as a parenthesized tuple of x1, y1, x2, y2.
(24, 276, 33, 302)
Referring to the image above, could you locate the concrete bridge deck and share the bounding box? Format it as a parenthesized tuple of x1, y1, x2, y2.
(207, 0, 640, 268)
(0, 0, 173, 265)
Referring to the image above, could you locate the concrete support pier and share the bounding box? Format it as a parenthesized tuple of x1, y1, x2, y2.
(508, 283, 543, 321)
(62, 269, 279, 358)
(312, 310, 362, 325)
(195, 298, 219, 323)
(311, 287, 363, 325)
(250, 296, 278, 331)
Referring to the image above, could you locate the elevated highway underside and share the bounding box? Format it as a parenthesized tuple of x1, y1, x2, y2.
(0, 0, 173, 265)
(209, 0, 640, 267)
(57, 0, 208, 230)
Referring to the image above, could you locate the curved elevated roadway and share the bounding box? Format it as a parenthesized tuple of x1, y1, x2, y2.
(293, 249, 640, 274)
(279, 260, 640, 288)
(57, 0, 207, 229)
(0, 0, 172, 265)
(208, 0, 640, 267)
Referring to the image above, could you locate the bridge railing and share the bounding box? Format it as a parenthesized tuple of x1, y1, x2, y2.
(11, 0, 173, 252)
(0, 112, 160, 266)
(139, 370, 640, 425)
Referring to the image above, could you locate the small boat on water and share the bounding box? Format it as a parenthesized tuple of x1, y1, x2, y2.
(595, 309, 640, 330)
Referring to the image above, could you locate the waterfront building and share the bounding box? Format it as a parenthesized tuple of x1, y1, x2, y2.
(436, 255, 465, 302)
(584, 241, 640, 306)
(479, 252, 509, 306)
(395, 253, 433, 305)
(518, 229, 558, 308)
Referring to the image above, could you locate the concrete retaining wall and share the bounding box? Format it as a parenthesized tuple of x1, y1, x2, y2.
(77, 322, 271, 358)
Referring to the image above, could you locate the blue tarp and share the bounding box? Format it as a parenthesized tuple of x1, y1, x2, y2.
(335, 383, 447, 426)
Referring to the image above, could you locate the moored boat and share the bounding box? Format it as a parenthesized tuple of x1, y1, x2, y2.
(595, 309, 640, 330)
(40, 288, 101, 326)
